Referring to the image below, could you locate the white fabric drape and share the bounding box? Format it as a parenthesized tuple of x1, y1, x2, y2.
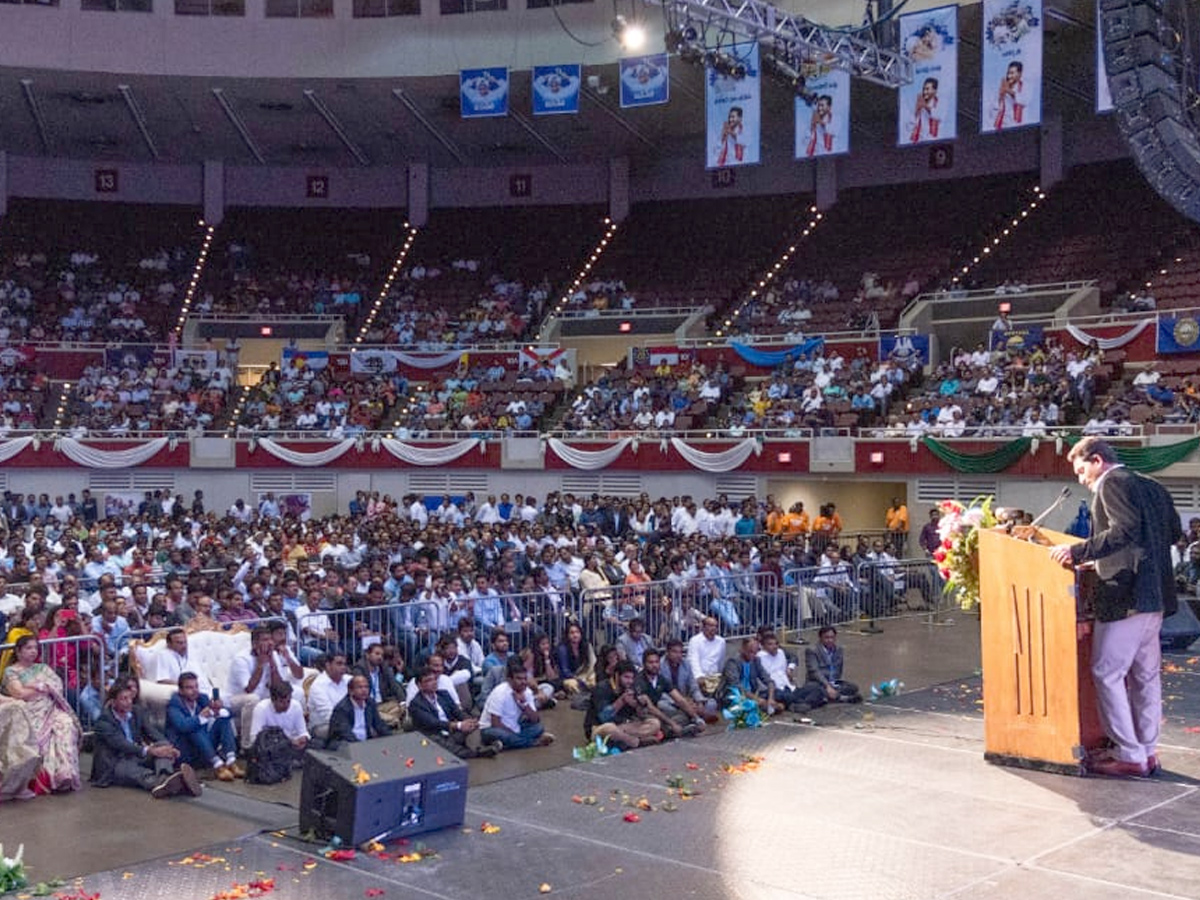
(670, 437, 759, 472)
(1063, 319, 1152, 350)
(380, 438, 479, 466)
(0, 437, 34, 464)
(396, 350, 468, 369)
(55, 438, 169, 468)
(547, 438, 631, 470)
(257, 439, 356, 467)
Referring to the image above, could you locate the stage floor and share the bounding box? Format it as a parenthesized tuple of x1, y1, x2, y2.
(6, 620, 1200, 900)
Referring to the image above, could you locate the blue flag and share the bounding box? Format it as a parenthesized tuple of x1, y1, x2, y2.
(1157, 316, 1200, 354)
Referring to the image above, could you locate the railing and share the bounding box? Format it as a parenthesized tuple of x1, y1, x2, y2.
(0, 634, 109, 730)
(550, 306, 701, 321)
(915, 280, 1095, 305)
(673, 326, 917, 350)
(783, 557, 950, 632)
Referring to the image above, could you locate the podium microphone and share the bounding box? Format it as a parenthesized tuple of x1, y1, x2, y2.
(1028, 486, 1072, 531)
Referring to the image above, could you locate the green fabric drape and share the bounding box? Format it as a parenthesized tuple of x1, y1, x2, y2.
(921, 437, 1033, 473)
(1066, 436, 1200, 473)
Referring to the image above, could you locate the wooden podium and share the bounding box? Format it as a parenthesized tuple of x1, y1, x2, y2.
(978, 526, 1106, 774)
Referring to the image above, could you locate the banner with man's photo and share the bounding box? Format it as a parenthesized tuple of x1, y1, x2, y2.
(897, 5, 958, 146)
(795, 68, 850, 158)
(706, 43, 761, 169)
(619, 53, 670, 108)
(980, 0, 1042, 133)
(1096, 0, 1114, 113)
(532, 64, 581, 116)
(460, 68, 509, 118)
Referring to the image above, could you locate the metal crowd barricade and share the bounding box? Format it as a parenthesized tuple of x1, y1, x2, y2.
(572, 571, 781, 649)
(783, 565, 862, 631)
(0, 633, 109, 732)
(445, 591, 569, 656)
(852, 558, 948, 626)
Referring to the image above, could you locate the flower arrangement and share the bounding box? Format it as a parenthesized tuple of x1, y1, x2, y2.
(0, 844, 26, 894)
(572, 734, 620, 762)
(933, 496, 998, 609)
(722, 687, 764, 730)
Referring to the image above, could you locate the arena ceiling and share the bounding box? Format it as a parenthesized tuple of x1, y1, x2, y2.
(0, 1, 1104, 169)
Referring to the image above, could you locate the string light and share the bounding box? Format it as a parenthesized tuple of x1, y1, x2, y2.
(553, 220, 620, 319)
(951, 186, 1045, 285)
(715, 205, 824, 339)
(358, 223, 420, 344)
(175, 222, 217, 337)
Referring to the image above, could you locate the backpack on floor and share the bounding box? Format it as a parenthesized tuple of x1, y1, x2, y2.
(246, 726, 293, 785)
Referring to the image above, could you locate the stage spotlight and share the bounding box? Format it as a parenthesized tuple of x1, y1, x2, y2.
(612, 15, 646, 51)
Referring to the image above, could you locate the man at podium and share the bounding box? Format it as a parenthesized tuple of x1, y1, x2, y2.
(1049, 437, 1182, 777)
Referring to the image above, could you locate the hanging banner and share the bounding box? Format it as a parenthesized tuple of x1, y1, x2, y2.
(532, 64, 581, 116)
(706, 43, 761, 169)
(795, 68, 850, 158)
(1096, 1, 1114, 113)
(980, 0, 1042, 132)
(173, 348, 218, 372)
(898, 5, 958, 146)
(619, 53, 670, 108)
(880, 333, 931, 366)
(349, 349, 400, 375)
(282, 348, 329, 372)
(460, 68, 510, 118)
(1157, 316, 1200, 354)
(989, 323, 1044, 352)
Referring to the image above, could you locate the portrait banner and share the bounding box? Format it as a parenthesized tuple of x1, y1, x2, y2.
(532, 64, 581, 115)
(795, 68, 850, 158)
(460, 68, 509, 118)
(619, 53, 670, 108)
(706, 43, 761, 169)
(1096, 0, 1114, 113)
(980, 0, 1042, 133)
(898, 5, 959, 146)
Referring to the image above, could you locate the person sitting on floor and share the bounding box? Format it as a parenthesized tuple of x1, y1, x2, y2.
(592, 660, 667, 749)
(165, 672, 241, 781)
(480, 658, 555, 751)
(804, 626, 862, 705)
(327, 674, 393, 748)
(307, 652, 349, 744)
(721, 637, 783, 716)
(91, 681, 202, 800)
(757, 631, 822, 712)
(409, 666, 499, 759)
(248, 680, 310, 761)
(352, 643, 405, 730)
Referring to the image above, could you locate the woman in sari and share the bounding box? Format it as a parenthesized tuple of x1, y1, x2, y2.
(0, 694, 41, 800)
(1, 636, 82, 793)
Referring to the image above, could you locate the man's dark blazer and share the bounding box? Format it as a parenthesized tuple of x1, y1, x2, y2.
(327, 695, 393, 746)
(804, 643, 846, 687)
(409, 689, 467, 734)
(91, 705, 164, 786)
(1069, 466, 1183, 620)
(351, 661, 403, 704)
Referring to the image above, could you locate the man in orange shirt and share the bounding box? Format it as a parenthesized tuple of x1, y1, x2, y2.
(885, 497, 909, 555)
(811, 503, 843, 554)
(781, 502, 810, 536)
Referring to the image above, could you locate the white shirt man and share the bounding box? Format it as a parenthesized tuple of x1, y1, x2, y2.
(480, 675, 537, 733)
(757, 641, 798, 694)
(308, 660, 349, 738)
(687, 619, 727, 678)
(155, 632, 213, 695)
(409, 499, 429, 528)
(248, 693, 310, 746)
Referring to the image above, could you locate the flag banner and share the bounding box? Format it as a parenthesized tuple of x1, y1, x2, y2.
(281, 348, 330, 372)
(898, 5, 958, 145)
(349, 349, 400, 375)
(532, 64, 581, 115)
(619, 53, 670, 108)
(989, 324, 1044, 352)
(518, 346, 566, 369)
(460, 68, 509, 118)
(795, 68, 850, 158)
(706, 43, 761, 168)
(880, 333, 931, 366)
(1157, 317, 1200, 354)
(980, 0, 1042, 133)
(174, 348, 218, 372)
(1096, 0, 1114, 113)
(629, 346, 695, 368)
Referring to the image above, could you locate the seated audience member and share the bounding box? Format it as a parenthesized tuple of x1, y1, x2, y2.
(327, 674, 393, 748)
(637, 648, 700, 736)
(757, 631, 822, 712)
(527, 632, 564, 699)
(686, 616, 727, 700)
(480, 658, 555, 750)
(659, 638, 715, 724)
(615, 617, 651, 668)
(307, 652, 350, 743)
(165, 672, 240, 780)
(720, 637, 781, 715)
(804, 626, 862, 705)
(228, 627, 285, 745)
(555, 622, 596, 697)
(1, 634, 82, 793)
(91, 681, 202, 799)
(352, 642, 405, 729)
(0, 693, 41, 800)
(248, 681, 310, 760)
(155, 629, 213, 694)
(592, 660, 667, 748)
(408, 666, 500, 759)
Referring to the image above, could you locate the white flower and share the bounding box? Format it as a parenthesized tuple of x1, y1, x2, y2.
(0, 844, 24, 868)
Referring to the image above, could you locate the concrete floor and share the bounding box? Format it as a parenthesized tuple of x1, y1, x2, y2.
(5, 615, 1200, 900)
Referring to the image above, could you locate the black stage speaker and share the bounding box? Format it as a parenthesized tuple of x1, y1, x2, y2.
(1162, 599, 1200, 651)
(299, 734, 468, 845)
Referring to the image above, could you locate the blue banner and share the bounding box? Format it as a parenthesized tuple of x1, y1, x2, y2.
(282, 348, 330, 371)
(460, 68, 509, 118)
(1157, 317, 1200, 354)
(898, 5, 958, 145)
(729, 339, 825, 368)
(706, 43, 761, 169)
(532, 64, 581, 116)
(880, 333, 931, 366)
(619, 53, 670, 108)
(989, 324, 1044, 352)
(795, 69, 850, 158)
(981, 0, 1042, 133)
